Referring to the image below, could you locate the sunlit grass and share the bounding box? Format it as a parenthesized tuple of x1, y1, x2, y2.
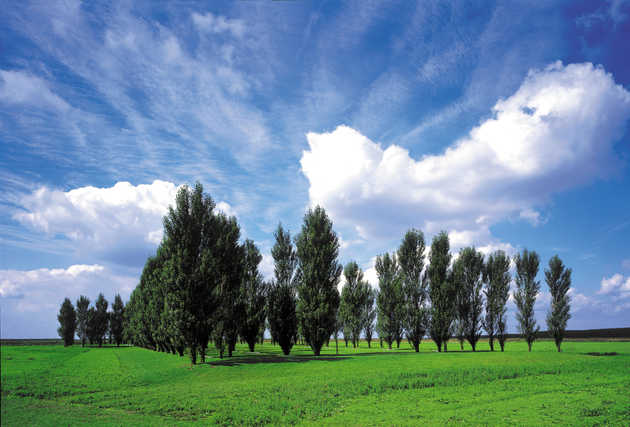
(2, 339, 629, 425)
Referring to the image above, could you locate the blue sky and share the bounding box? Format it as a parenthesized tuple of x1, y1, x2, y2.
(1, 0, 629, 338)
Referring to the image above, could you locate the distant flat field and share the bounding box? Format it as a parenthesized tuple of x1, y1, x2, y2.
(2, 340, 629, 426)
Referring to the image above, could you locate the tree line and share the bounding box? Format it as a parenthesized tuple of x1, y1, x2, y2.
(58, 183, 572, 361)
(57, 293, 125, 347)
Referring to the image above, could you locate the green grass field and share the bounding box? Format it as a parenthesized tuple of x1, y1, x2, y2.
(2, 339, 629, 426)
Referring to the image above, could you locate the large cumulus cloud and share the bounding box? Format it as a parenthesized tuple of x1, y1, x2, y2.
(301, 62, 630, 246)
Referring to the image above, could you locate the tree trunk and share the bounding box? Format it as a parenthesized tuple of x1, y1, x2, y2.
(489, 337, 494, 352)
(248, 341, 255, 352)
(444, 341, 448, 352)
(413, 341, 419, 352)
(528, 341, 532, 352)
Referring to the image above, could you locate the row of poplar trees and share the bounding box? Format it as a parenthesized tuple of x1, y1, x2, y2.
(369, 230, 571, 354)
(115, 183, 571, 363)
(124, 183, 346, 363)
(57, 293, 125, 347)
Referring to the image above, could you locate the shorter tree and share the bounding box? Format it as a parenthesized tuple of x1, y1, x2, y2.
(239, 239, 268, 352)
(454, 247, 485, 352)
(57, 298, 77, 346)
(484, 251, 511, 351)
(339, 262, 371, 348)
(514, 249, 541, 352)
(545, 255, 571, 352)
(428, 231, 455, 352)
(94, 293, 109, 347)
(268, 224, 298, 355)
(363, 287, 377, 348)
(76, 295, 90, 347)
(111, 294, 125, 346)
(375, 252, 404, 349)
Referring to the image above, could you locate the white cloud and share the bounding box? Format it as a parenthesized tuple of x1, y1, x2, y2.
(216, 201, 236, 218)
(0, 70, 70, 112)
(192, 12, 246, 38)
(519, 208, 544, 226)
(14, 180, 178, 265)
(13, 180, 238, 266)
(301, 62, 630, 247)
(0, 264, 136, 338)
(598, 273, 630, 298)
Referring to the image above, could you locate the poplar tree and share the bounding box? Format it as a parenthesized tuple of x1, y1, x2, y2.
(94, 293, 109, 347)
(514, 249, 541, 352)
(239, 239, 268, 352)
(483, 250, 511, 351)
(268, 224, 298, 356)
(339, 261, 370, 348)
(397, 229, 429, 352)
(162, 183, 221, 363)
(211, 214, 244, 358)
(295, 206, 342, 356)
(375, 252, 404, 349)
(454, 247, 485, 351)
(111, 294, 125, 346)
(76, 295, 90, 347)
(428, 231, 454, 352)
(363, 287, 377, 348)
(545, 255, 571, 352)
(57, 298, 77, 346)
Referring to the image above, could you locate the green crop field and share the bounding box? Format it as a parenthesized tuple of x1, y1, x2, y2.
(2, 340, 629, 426)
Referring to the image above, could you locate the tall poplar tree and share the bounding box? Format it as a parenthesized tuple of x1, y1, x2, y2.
(545, 255, 571, 352)
(162, 183, 221, 363)
(268, 224, 298, 356)
(454, 247, 485, 351)
(295, 206, 342, 356)
(76, 295, 90, 347)
(483, 250, 511, 351)
(57, 298, 77, 346)
(514, 249, 541, 352)
(397, 229, 429, 352)
(375, 252, 404, 349)
(428, 231, 455, 352)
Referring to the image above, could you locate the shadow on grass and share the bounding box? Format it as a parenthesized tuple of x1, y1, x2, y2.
(584, 352, 618, 356)
(206, 354, 349, 366)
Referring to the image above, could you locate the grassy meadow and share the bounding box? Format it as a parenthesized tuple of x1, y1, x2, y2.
(2, 339, 629, 426)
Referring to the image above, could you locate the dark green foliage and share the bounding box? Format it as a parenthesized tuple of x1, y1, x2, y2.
(376, 252, 404, 349)
(267, 224, 298, 356)
(363, 287, 377, 348)
(162, 183, 219, 363)
(75, 296, 90, 347)
(397, 229, 429, 352)
(545, 255, 572, 352)
(453, 247, 485, 351)
(239, 239, 267, 352)
(339, 262, 372, 348)
(57, 298, 76, 346)
(428, 231, 455, 352)
(484, 250, 511, 351)
(210, 213, 244, 359)
(110, 295, 125, 346)
(295, 206, 342, 356)
(94, 294, 109, 347)
(514, 249, 541, 352)
(86, 307, 97, 345)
